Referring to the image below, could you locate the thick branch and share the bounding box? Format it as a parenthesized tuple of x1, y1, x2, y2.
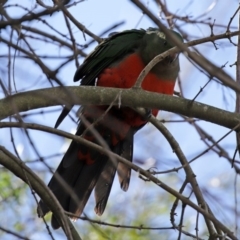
(0, 86, 239, 131)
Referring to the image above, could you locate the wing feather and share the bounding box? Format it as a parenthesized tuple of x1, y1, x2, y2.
(74, 29, 146, 85)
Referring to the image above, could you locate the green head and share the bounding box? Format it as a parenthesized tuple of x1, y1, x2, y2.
(139, 28, 183, 79)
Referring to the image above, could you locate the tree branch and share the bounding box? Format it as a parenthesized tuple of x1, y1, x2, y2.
(0, 86, 240, 131)
(0, 147, 76, 240)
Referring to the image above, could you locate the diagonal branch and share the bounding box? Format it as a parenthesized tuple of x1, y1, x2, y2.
(135, 108, 218, 236)
(0, 121, 237, 239)
(0, 146, 75, 240)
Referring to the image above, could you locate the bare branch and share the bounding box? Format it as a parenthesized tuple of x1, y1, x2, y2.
(0, 147, 74, 240)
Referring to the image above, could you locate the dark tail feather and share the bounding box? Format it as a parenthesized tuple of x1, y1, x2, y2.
(94, 159, 118, 215)
(117, 163, 131, 192)
(117, 130, 134, 191)
(55, 105, 73, 128)
(43, 156, 108, 229)
(68, 157, 108, 217)
(51, 215, 61, 230)
(94, 131, 134, 215)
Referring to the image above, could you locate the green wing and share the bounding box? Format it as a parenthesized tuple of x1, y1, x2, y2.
(74, 29, 146, 85)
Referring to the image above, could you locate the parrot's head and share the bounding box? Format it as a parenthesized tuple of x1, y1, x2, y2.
(139, 28, 183, 79)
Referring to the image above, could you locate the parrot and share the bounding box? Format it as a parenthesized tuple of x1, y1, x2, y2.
(37, 27, 182, 229)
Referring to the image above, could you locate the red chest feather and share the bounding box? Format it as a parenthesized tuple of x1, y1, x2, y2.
(97, 53, 175, 121)
(97, 53, 175, 95)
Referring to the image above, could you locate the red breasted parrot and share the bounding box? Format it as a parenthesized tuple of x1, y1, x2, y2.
(38, 28, 182, 229)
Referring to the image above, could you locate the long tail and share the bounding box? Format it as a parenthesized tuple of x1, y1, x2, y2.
(37, 106, 134, 229)
(94, 130, 134, 215)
